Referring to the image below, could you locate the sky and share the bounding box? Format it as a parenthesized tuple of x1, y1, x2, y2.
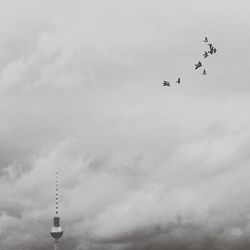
(0, 0, 250, 249)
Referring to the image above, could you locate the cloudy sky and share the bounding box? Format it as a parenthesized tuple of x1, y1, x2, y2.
(0, 0, 250, 249)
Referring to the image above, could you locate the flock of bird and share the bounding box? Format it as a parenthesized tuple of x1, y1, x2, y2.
(162, 77, 180, 87)
(162, 36, 218, 87)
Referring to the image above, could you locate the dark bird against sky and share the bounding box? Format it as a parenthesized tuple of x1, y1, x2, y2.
(162, 81, 170, 86)
(176, 77, 181, 84)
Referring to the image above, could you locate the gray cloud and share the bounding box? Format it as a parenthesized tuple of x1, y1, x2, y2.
(0, 0, 250, 249)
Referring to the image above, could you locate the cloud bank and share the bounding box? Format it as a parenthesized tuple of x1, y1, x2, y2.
(0, 0, 250, 249)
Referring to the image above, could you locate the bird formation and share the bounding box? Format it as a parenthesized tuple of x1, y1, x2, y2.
(195, 37, 217, 75)
(162, 36, 218, 87)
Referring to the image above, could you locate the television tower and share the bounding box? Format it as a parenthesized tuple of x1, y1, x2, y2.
(50, 172, 63, 250)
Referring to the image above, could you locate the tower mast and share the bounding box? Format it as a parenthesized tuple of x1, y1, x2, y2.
(50, 172, 63, 250)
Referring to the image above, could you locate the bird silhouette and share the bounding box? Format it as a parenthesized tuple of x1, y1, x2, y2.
(176, 77, 181, 84)
(203, 37, 208, 42)
(202, 69, 207, 75)
(208, 43, 213, 49)
(208, 48, 214, 55)
(195, 61, 202, 70)
(203, 51, 208, 58)
(162, 81, 170, 86)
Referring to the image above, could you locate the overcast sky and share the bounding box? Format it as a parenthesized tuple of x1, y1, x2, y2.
(0, 0, 250, 249)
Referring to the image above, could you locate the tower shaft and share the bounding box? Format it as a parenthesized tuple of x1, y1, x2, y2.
(54, 239, 58, 250)
(51, 172, 63, 242)
(56, 172, 58, 215)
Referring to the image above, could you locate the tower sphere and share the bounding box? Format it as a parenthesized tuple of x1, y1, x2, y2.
(51, 216, 63, 239)
(51, 226, 63, 239)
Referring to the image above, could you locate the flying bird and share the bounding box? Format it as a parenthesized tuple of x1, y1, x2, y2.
(162, 81, 170, 86)
(176, 77, 181, 84)
(203, 51, 208, 58)
(208, 48, 214, 55)
(195, 61, 202, 70)
(202, 69, 207, 75)
(203, 37, 208, 42)
(208, 43, 213, 48)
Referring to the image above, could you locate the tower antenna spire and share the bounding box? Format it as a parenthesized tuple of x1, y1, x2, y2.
(55, 171, 58, 215)
(51, 171, 63, 250)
